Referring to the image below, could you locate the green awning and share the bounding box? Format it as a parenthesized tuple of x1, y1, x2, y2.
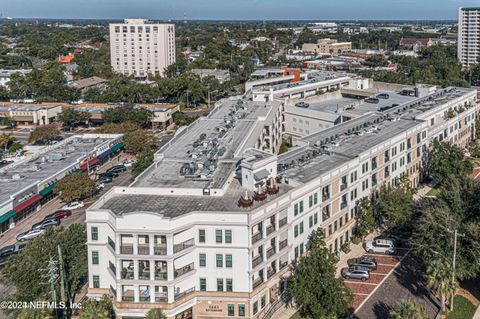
(0, 210, 16, 224)
(39, 183, 56, 197)
(111, 142, 124, 152)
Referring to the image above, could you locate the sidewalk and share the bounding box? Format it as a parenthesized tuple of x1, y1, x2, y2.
(335, 231, 380, 277)
(474, 306, 480, 319)
(271, 304, 297, 319)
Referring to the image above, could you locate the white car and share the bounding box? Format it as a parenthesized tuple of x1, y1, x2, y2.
(96, 183, 105, 190)
(365, 239, 396, 255)
(16, 228, 45, 242)
(122, 160, 136, 168)
(62, 201, 84, 210)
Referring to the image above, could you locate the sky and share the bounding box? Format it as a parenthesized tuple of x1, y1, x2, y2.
(0, 0, 479, 21)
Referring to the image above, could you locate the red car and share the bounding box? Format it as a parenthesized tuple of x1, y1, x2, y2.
(45, 210, 72, 220)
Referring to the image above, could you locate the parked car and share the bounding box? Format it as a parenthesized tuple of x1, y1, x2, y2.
(31, 218, 60, 230)
(347, 257, 377, 270)
(365, 97, 380, 104)
(100, 171, 118, 178)
(0, 243, 26, 258)
(365, 239, 396, 255)
(45, 210, 72, 220)
(99, 175, 113, 183)
(16, 229, 45, 242)
(122, 160, 136, 168)
(341, 266, 370, 281)
(107, 165, 126, 174)
(375, 235, 402, 247)
(96, 182, 105, 190)
(62, 201, 84, 210)
(377, 93, 390, 99)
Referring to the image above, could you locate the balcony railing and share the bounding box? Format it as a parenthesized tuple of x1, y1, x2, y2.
(155, 294, 168, 302)
(173, 238, 195, 254)
(120, 245, 133, 255)
(279, 239, 288, 251)
(122, 295, 134, 302)
(340, 184, 347, 191)
(154, 245, 167, 255)
(279, 260, 288, 270)
(253, 277, 264, 290)
(155, 272, 168, 280)
(108, 237, 115, 251)
(267, 267, 277, 279)
(138, 271, 150, 280)
(138, 245, 150, 255)
(121, 271, 134, 280)
(266, 224, 276, 236)
(252, 232, 263, 244)
(340, 202, 348, 210)
(252, 255, 263, 268)
(174, 262, 194, 279)
(279, 217, 287, 228)
(267, 246, 276, 259)
(174, 287, 195, 301)
(322, 193, 330, 201)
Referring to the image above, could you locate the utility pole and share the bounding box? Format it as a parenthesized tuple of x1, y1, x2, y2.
(446, 228, 465, 311)
(58, 245, 68, 314)
(207, 85, 210, 109)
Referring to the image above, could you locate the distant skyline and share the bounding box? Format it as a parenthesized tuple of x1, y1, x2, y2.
(0, 0, 479, 21)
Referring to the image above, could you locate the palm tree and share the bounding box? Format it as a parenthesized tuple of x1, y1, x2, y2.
(390, 299, 429, 319)
(145, 308, 167, 319)
(425, 259, 458, 312)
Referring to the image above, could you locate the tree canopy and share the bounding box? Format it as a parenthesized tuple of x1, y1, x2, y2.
(55, 172, 96, 203)
(28, 125, 60, 143)
(377, 178, 414, 230)
(57, 108, 90, 128)
(389, 299, 429, 319)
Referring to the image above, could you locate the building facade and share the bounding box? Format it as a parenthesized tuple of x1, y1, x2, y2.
(302, 39, 352, 56)
(86, 82, 478, 319)
(458, 7, 480, 66)
(109, 19, 176, 78)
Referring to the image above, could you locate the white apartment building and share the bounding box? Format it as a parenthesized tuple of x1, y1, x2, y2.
(86, 81, 478, 319)
(109, 19, 176, 78)
(458, 7, 480, 66)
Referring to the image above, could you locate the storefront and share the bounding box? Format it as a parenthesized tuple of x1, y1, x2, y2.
(175, 307, 192, 319)
(13, 194, 43, 221)
(0, 210, 16, 233)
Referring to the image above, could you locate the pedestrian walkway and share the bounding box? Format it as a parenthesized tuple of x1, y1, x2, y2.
(335, 231, 380, 277)
(474, 306, 480, 319)
(271, 304, 297, 319)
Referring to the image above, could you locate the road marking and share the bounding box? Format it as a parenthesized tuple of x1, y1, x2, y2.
(352, 292, 370, 296)
(344, 281, 378, 286)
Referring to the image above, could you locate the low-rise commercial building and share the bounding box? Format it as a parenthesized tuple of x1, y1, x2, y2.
(70, 76, 107, 93)
(0, 133, 123, 233)
(302, 39, 352, 56)
(86, 78, 478, 319)
(0, 104, 63, 126)
(191, 69, 231, 84)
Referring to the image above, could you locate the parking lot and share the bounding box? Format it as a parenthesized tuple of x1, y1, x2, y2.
(342, 247, 411, 311)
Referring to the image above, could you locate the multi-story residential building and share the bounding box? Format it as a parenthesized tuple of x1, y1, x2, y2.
(458, 7, 480, 66)
(86, 80, 478, 319)
(0, 134, 123, 233)
(302, 39, 352, 56)
(109, 19, 176, 78)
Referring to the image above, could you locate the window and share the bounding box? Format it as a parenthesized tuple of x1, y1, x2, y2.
(345, 213, 349, 223)
(299, 222, 304, 234)
(226, 254, 233, 268)
(226, 278, 233, 292)
(200, 278, 206, 291)
(238, 304, 246, 317)
(350, 171, 357, 183)
(294, 225, 299, 237)
(334, 221, 338, 231)
(328, 224, 332, 236)
(199, 229, 206, 243)
(216, 230, 222, 243)
(217, 278, 224, 291)
(91, 227, 98, 241)
(253, 301, 258, 314)
(225, 230, 232, 243)
(339, 216, 343, 228)
(216, 254, 223, 267)
(261, 295, 266, 308)
(92, 251, 99, 265)
(295, 246, 299, 259)
(309, 215, 313, 228)
(199, 253, 206, 267)
(93, 275, 100, 288)
(228, 304, 235, 316)
(314, 213, 318, 224)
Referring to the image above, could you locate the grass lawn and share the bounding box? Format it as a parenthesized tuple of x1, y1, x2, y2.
(445, 295, 477, 319)
(426, 187, 441, 196)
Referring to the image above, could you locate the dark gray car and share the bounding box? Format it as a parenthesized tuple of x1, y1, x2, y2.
(347, 257, 377, 270)
(31, 218, 60, 230)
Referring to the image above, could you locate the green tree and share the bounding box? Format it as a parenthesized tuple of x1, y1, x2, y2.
(377, 178, 414, 230)
(17, 307, 53, 319)
(79, 295, 113, 319)
(55, 172, 96, 203)
(0, 134, 15, 151)
(355, 197, 375, 239)
(390, 299, 429, 319)
(429, 140, 473, 185)
(145, 308, 167, 319)
(57, 108, 90, 129)
(28, 125, 60, 143)
(426, 259, 457, 312)
(0, 224, 87, 309)
(7, 142, 22, 154)
(173, 112, 197, 126)
(132, 149, 154, 177)
(102, 105, 152, 127)
(289, 230, 353, 319)
(123, 129, 156, 155)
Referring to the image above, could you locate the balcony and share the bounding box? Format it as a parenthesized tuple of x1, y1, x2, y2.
(267, 267, 277, 279)
(173, 238, 195, 254)
(279, 239, 288, 251)
(340, 202, 348, 210)
(174, 287, 195, 301)
(253, 277, 264, 290)
(267, 246, 276, 259)
(155, 272, 168, 280)
(121, 270, 134, 280)
(252, 255, 263, 268)
(252, 232, 263, 244)
(120, 245, 133, 255)
(174, 262, 195, 279)
(122, 295, 134, 302)
(155, 294, 168, 303)
(279, 260, 288, 270)
(138, 245, 150, 255)
(108, 237, 115, 251)
(154, 245, 167, 255)
(340, 184, 347, 191)
(279, 217, 287, 228)
(266, 224, 276, 236)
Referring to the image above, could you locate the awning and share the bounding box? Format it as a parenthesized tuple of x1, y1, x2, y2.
(97, 149, 112, 160)
(0, 210, 16, 224)
(39, 183, 56, 197)
(80, 157, 99, 171)
(13, 194, 43, 213)
(110, 142, 124, 152)
(254, 169, 270, 182)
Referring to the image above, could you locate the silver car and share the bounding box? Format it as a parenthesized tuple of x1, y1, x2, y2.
(341, 266, 370, 281)
(16, 229, 45, 242)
